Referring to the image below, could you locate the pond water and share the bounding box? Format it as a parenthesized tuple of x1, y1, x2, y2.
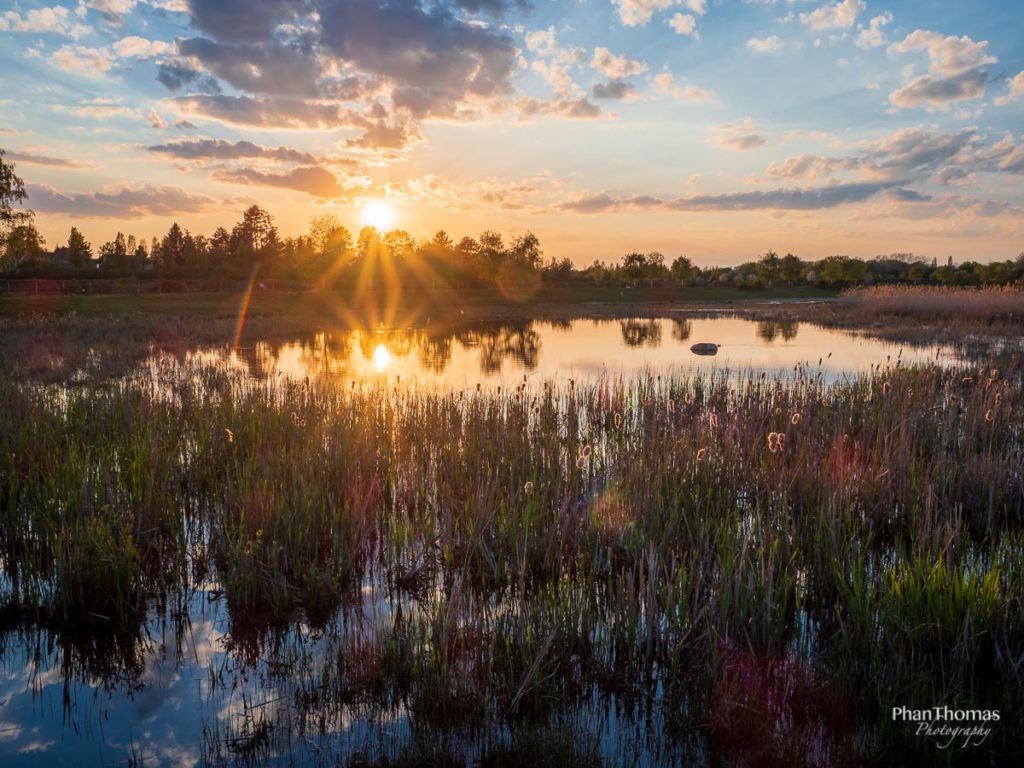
(183, 315, 961, 387)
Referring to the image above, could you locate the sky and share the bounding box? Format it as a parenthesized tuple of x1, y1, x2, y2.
(1, 0, 1023, 266)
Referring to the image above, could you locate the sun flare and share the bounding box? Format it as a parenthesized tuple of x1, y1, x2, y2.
(361, 201, 396, 231)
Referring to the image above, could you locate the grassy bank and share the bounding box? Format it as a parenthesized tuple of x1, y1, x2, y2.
(0, 284, 836, 320)
(1, 357, 1021, 765)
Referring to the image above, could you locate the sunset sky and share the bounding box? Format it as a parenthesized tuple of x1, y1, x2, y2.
(1, 0, 1022, 266)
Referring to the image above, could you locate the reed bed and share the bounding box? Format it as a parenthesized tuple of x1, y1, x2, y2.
(1, 358, 1022, 765)
(839, 285, 1024, 322)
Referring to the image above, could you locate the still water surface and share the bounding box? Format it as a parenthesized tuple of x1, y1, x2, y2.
(197, 315, 959, 387)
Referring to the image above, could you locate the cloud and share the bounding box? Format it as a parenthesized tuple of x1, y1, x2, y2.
(4, 151, 86, 168)
(558, 179, 901, 213)
(52, 44, 115, 75)
(591, 47, 648, 79)
(184, 0, 304, 44)
(112, 36, 172, 58)
(979, 132, 1024, 174)
(531, 60, 581, 99)
(174, 0, 519, 121)
(611, 0, 679, 27)
(212, 165, 351, 198)
(711, 119, 767, 151)
(799, 0, 864, 31)
(890, 30, 997, 76)
(317, 0, 518, 119)
(452, 0, 530, 15)
(862, 127, 978, 178)
(558, 192, 621, 213)
(764, 127, 995, 187)
(343, 120, 424, 151)
(515, 96, 601, 119)
(680, 84, 716, 102)
(652, 73, 715, 101)
(888, 30, 997, 110)
(174, 36, 324, 98)
(169, 94, 424, 151)
(677, 180, 898, 210)
(524, 27, 586, 66)
(889, 69, 988, 110)
(855, 12, 892, 49)
(668, 13, 697, 37)
(156, 60, 222, 92)
(170, 94, 361, 129)
(935, 166, 974, 186)
(611, 0, 704, 28)
(994, 71, 1024, 106)
(0, 6, 90, 38)
(592, 80, 636, 100)
(26, 182, 218, 217)
(766, 153, 852, 180)
(147, 138, 324, 164)
(747, 36, 782, 53)
(85, 1, 156, 25)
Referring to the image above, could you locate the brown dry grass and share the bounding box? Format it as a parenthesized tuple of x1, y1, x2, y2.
(838, 285, 1024, 321)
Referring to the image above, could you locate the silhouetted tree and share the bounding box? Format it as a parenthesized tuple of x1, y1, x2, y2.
(1, 222, 44, 270)
(160, 223, 185, 271)
(0, 149, 31, 237)
(66, 227, 92, 268)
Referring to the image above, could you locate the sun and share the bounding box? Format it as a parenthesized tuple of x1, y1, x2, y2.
(361, 200, 396, 231)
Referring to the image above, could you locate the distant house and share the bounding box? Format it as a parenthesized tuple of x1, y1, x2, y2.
(48, 248, 70, 266)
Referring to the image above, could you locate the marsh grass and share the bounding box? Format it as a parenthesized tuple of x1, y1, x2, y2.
(839, 285, 1024, 322)
(1, 354, 1022, 765)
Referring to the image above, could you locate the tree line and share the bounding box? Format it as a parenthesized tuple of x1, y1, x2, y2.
(3, 149, 1023, 291)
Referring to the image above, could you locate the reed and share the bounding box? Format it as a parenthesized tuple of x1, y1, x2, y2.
(1, 353, 1022, 765)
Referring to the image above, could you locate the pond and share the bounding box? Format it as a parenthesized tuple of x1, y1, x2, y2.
(171, 314, 961, 388)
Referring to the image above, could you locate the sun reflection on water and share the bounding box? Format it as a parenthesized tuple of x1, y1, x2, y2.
(372, 343, 393, 371)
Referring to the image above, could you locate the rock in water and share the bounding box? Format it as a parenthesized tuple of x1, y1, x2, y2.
(690, 342, 719, 356)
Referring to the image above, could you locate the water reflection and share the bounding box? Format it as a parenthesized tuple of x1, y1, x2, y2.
(756, 319, 800, 343)
(620, 319, 662, 348)
(200, 316, 959, 387)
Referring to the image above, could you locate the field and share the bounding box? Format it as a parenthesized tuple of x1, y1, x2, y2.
(0, 288, 1021, 766)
